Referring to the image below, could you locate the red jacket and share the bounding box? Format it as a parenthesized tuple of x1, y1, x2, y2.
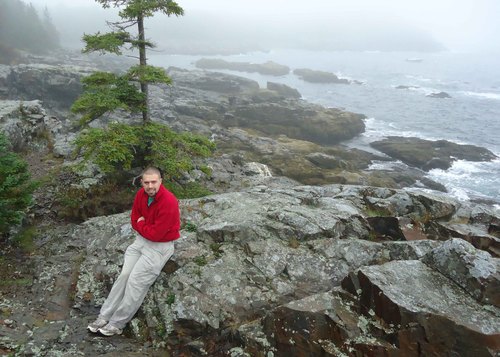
(130, 185, 180, 242)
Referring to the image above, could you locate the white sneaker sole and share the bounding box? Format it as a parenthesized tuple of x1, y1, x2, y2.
(87, 325, 105, 333)
(98, 327, 123, 336)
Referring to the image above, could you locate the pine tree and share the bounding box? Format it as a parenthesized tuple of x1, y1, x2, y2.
(0, 132, 38, 238)
(42, 6, 60, 50)
(70, 1, 216, 182)
(73, 0, 184, 124)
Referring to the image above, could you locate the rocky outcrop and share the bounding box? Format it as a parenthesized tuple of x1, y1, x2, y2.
(340, 260, 499, 356)
(195, 58, 290, 76)
(69, 184, 498, 355)
(427, 91, 452, 98)
(422, 238, 500, 306)
(293, 68, 352, 84)
(149, 68, 416, 187)
(161, 67, 366, 146)
(0, 100, 48, 152)
(370, 136, 498, 171)
(228, 102, 365, 145)
(266, 81, 301, 99)
(1, 58, 451, 192)
(306, 152, 349, 170)
(0, 99, 76, 157)
(257, 258, 499, 357)
(395, 85, 419, 90)
(5, 63, 94, 110)
(1, 181, 500, 355)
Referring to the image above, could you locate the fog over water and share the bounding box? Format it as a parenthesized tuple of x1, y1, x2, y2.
(29, 0, 500, 53)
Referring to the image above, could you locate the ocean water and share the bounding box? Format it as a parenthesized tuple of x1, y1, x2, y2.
(150, 50, 500, 204)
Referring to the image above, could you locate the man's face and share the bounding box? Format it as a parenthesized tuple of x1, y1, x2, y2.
(141, 173, 162, 197)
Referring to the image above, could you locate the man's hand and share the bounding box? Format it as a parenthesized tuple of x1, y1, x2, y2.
(137, 216, 145, 223)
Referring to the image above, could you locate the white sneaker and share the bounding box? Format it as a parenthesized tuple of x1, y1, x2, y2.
(98, 323, 123, 336)
(87, 317, 108, 333)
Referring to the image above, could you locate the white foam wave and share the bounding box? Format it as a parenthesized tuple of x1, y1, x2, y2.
(404, 74, 434, 83)
(460, 91, 500, 100)
(426, 159, 500, 201)
(394, 83, 443, 96)
(362, 117, 429, 140)
(367, 160, 408, 171)
(448, 187, 471, 201)
(417, 87, 444, 96)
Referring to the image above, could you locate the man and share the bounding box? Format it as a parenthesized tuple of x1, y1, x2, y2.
(87, 167, 180, 336)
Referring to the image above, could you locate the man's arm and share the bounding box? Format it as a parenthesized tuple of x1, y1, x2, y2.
(130, 192, 143, 232)
(135, 198, 180, 242)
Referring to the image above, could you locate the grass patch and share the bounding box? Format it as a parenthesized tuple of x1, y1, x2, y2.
(55, 179, 136, 222)
(288, 236, 300, 249)
(181, 221, 197, 232)
(210, 243, 223, 258)
(0, 278, 33, 287)
(194, 255, 207, 267)
(166, 292, 175, 306)
(12, 226, 37, 253)
(364, 207, 391, 217)
(164, 181, 212, 199)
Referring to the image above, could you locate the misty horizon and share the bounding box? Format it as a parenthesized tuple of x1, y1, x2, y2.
(27, 0, 500, 55)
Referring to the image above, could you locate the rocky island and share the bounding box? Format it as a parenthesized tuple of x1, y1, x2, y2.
(0, 52, 499, 356)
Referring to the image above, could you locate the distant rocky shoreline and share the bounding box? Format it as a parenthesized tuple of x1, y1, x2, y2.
(195, 57, 363, 84)
(1, 54, 498, 202)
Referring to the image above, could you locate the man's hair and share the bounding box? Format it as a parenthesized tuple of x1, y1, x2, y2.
(142, 166, 162, 179)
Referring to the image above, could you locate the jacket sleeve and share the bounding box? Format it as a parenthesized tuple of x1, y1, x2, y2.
(135, 196, 180, 242)
(130, 191, 143, 232)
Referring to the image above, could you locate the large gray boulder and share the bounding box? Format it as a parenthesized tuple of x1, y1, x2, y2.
(70, 184, 500, 355)
(161, 67, 366, 146)
(0, 100, 48, 152)
(422, 238, 500, 306)
(293, 68, 351, 84)
(266, 82, 301, 99)
(370, 136, 497, 171)
(2, 183, 500, 356)
(341, 260, 499, 356)
(0, 99, 75, 157)
(6, 63, 94, 110)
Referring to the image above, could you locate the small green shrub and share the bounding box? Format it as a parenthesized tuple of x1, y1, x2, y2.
(166, 293, 175, 306)
(199, 165, 212, 177)
(0, 277, 33, 287)
(164, 181, 212, 199)
(182, 221, 197, 232)
(55, 180, 135, 222)
(364, 206, 391, 217)
(12, 226, 37, 253)
(0, 132, 38, 239)
(194, 255, 207, 267)
(210, 243, 223, 259)
(367, 231, 379, 241)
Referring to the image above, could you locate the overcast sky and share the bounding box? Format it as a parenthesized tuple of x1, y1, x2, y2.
(27, 0, 500, 53)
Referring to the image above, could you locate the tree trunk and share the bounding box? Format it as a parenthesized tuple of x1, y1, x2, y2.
(137, 14, 149, 123)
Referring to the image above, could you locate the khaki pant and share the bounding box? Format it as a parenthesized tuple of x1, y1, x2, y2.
(99, 234, 174, 328)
